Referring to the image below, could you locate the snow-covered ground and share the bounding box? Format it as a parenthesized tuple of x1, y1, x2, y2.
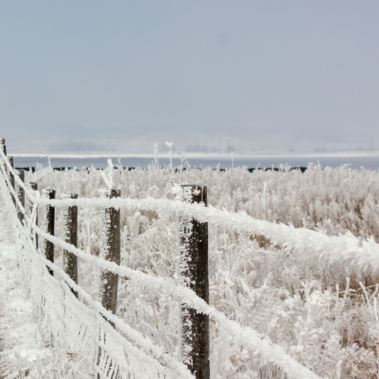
(0, 243, 54, 377)
(1, 158, 379, 378)
(0, 244, 87, 378)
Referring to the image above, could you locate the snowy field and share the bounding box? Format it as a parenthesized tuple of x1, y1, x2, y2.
(1, 160, 379, 378)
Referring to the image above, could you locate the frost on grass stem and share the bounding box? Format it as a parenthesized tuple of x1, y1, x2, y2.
(154, 143, 159, 167)
(175, 185, 201, 286)
(166, 141, 173, 168)
(100, 159, 114, 189)
(98, 192, 115, 306)
(176, 185, 194, 366)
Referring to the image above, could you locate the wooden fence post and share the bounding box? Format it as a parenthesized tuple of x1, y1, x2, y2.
(43, 189, 55, 275)
(0, 138, 6, 176)
(30, 182, 38, 249)
(96, 190, 120, 376)
(8, 156, 15, 205)
(100, 189, 121, 316)
(17, 170, 25, 223)
(0, 139, 7, 188)
(0, 138, 6, 156)
(63, 194, 78, 297)
(8, 156, 14, 186)
(0, 139, 5, 174)
(180, 185, 209, 379)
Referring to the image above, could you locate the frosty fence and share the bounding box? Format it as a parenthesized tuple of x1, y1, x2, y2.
(1, 138, 352, 379)
(1, 144, 195, 379)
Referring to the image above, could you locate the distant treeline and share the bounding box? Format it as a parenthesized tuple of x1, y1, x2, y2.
(15, 166, 308, 173)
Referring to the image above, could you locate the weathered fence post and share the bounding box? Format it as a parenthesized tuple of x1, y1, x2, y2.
(0, 139, 7, 185)
(30, 182, 39, 249)
(96, 190, 120, 376)
(8, 156, 15, 205)
(63, 194, 78, 297)
(8, 156, 14, 186)
(17, 170, 25, 223)
(100, 189, 121, 316)
(43, 189, 56, 276)
(0, 138, 6, 156)
(179, 185, 209, 379)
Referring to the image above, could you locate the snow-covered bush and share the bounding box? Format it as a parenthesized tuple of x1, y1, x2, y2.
(3, 162, 379, 378)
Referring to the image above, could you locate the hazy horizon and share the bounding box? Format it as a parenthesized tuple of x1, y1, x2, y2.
(1, 1, 378, 154)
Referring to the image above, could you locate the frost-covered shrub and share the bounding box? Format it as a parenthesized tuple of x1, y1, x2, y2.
(16, 163, 379, 378)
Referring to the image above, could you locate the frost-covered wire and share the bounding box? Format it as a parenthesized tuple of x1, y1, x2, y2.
(33, 251, 194, 379)
(1, 148, 378, 272)
(0, 155, 322, 379)
(0, 166, 194, 379)
(36, 196, 379, 272)
(3, 149, 379, 273)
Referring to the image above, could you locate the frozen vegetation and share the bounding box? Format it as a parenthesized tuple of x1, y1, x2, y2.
(1, 159, 379, 378)
(0, 243, 90, 378)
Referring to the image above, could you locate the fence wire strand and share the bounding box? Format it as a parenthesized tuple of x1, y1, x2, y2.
(0, 151, 323, 379)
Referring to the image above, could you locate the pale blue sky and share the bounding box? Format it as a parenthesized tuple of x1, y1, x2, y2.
(1, 1, 378, 153)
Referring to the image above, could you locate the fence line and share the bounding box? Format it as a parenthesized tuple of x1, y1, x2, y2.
(0, 139, 329, 378)
(36, 195, 379, 271)
(0, 160, 321, 379)
(1, 148, 377, 273)
(0, 156, 194, 378)
(0, 150, 195, 378)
